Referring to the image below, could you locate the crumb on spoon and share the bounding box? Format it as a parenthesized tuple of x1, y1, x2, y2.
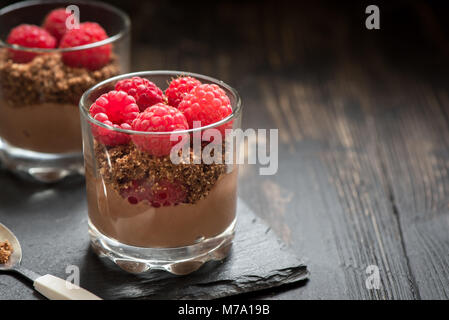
(0, 240, 13, 264)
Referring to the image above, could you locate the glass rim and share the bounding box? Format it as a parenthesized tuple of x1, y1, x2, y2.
(79, 70, 242, 136)
(0, 0, 131, 53)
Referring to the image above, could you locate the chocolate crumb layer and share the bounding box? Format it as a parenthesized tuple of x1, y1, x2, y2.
(0, 240, 13, 264)
(94, 141, 229, 204)
(0, 49, 120, 106)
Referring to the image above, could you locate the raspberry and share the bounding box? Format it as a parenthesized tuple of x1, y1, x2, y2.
(165, 76, 202, 108)
(178, 84, 233, 134)
(131, 103, 189, 156)
(120, 179, 153, 205)
(59, 22, 111, 70)
(6, 24, 56, 63)
(89, 90, 139, 146)
(120, 179, 186, 207)
(115, 77, 165, 112)
(42, 8, 71, 42)
(151, 180, 186, 207)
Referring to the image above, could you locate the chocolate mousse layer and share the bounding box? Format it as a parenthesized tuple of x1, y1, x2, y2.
(87, 169, 237, 248)
(0, 49, 120, 153)
(0, 101, 82, 153)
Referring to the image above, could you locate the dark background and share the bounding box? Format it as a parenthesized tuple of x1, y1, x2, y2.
(1, 0, 449, 299)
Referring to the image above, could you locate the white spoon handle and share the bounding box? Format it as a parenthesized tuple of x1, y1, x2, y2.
(33, 274, 102, 300)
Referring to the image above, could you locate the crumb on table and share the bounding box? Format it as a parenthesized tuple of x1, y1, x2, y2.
(0, 240, 13, 264)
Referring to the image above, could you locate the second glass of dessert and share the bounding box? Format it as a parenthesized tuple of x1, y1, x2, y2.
(80, 71, 242, 275)
(0, 0, 130, 182)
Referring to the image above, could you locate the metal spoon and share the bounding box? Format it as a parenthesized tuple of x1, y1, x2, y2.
(0, 223, 101, 300)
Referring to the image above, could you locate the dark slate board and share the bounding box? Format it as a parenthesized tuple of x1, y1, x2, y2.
(0, 170, 308, 300)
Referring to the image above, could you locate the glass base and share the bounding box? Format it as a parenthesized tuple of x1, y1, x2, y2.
(88, 218, 236, 275)
(0, 138, 84, 183)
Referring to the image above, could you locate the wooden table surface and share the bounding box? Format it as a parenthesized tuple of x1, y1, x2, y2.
(123, 0, 449, 299)
(2, 0, 449, 299)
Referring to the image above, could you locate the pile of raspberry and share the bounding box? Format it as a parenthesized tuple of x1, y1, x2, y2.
(5, 8, 111, 70)
(90, 75, 233, 153)
(89, 75, 233, 207)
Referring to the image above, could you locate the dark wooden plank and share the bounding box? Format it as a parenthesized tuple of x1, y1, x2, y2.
(337, 2, 449, 298)
(363, 63, 449, 299)
(244, 74, 418, 299)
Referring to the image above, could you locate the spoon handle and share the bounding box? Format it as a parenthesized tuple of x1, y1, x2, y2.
(33, 274, 102, 300)
(13, 266, 41, 282)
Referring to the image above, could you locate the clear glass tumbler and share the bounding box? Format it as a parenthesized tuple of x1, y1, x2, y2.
(0, 0, 130, 182)
(80, 71, 242, 274)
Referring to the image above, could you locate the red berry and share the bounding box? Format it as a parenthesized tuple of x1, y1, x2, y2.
(120, 179, 186, 207)
(178, 84, 232, 130)
(6, 24, 56, 63)
(165, 76, 202, 108)
(59, 22, 111, 70)
(89, 90, 139, 146)
(120, 179, 154, 205)
(115, 77, 165, 112)
(43, 8, 71, 42)
(151, 180, 186, 207)
(131, 103, 189, 156)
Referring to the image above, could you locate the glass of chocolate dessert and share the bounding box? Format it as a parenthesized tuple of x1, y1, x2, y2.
(0, 1, 130, 182)
(80, 71, 242, 274)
